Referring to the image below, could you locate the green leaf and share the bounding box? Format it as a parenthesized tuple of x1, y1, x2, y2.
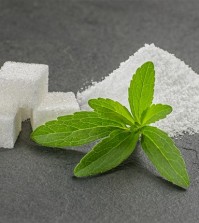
(88, 98, 134, 126)
(74, 129, 140, 177)
(141, 126, 190, 188)
(128, 61, 155, 123)
(31, 111, 127, 148)
(30, 60, 190, 188)
(141, 104, 172, 125)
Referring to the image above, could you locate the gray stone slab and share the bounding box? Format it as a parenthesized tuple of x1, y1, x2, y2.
(0, 0, 199, 222)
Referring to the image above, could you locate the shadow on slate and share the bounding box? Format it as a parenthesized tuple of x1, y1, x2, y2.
(0, 0, 199, 222)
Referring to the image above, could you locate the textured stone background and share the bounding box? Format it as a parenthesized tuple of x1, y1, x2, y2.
(0, 0, 199, 222)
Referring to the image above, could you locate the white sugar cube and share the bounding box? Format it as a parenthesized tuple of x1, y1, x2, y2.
(0, 61, 49, 121)
(0, 104, 21, 149)
(31, 92, 80, 130)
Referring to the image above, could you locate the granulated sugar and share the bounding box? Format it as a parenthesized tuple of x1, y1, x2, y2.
(77, 44, 199, 137)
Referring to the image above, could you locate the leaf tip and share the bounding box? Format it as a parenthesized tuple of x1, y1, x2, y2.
(184, 175, 191, 189)
(73, 165, 83, 177)
(30, 131, 35, 141)
(30, 128, 39, 142)
(88, 99, 94, 106)
(145, 61, 154, 68)
(168, 105, 173, 112)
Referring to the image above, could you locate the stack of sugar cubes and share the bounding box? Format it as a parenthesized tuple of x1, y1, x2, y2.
(0, 62, 80, 149)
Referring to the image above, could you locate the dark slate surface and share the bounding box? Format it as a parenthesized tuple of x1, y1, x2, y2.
(0, 0, 199, 222)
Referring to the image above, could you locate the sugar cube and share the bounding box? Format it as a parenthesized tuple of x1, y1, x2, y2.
(0, 61, 49, 121)
(31, 92, 80, 130)
(0, 104, 21, 149)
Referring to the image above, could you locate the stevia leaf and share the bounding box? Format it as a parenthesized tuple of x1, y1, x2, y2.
(141, 126, 190, 188)
(31, 111, 127, 148)
(141, 104, 172, 125)
(88, 98, 134, 126)
(74, 129, 140, 177)
(128, 61, 155, 123)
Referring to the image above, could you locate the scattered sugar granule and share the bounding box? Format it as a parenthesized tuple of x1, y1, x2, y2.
(77, 43, 199, 137)
(0, 61, 49, 121)
(31, 92, 80, 130)
(0, 103, 21, 149)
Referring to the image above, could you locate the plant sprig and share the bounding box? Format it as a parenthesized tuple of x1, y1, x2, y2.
(31, 61, 190, 189)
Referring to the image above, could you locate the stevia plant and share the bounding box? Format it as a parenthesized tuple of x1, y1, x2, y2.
(31, 61, 190, 189)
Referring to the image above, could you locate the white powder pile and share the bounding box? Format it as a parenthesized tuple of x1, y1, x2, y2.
(77, 44, 199, 137)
